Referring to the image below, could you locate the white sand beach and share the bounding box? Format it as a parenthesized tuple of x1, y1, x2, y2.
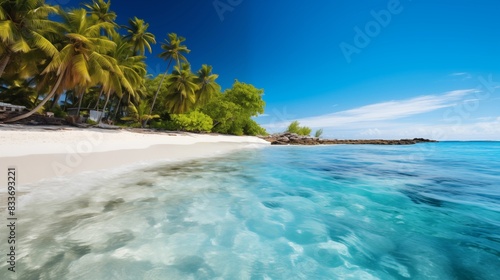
(0, 125, 270, 185)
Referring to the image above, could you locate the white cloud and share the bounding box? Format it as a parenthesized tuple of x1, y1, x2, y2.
(450, 72, 472, 79)
(263, 89, 500, 140)
(265, 89, 477, 130)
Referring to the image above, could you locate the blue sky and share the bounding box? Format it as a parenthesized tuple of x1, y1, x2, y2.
(58, 0, 500, 140)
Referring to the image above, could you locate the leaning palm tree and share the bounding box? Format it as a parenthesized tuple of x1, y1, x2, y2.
(147, 33, 190, 124)
(0, 0, 61, 78)
(194, 64, 220, 107)
(5, 8, 116, 123)
(164, 63, 199, 114)
(123, 17, 156, 56)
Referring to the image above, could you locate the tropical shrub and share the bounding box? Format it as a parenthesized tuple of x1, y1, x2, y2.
(298, 126, 312, 136)
(287, 121, 300, 134)
(314, 128, 323, 138)
(121, 101, 160, 127)
(244, 119, 268, 136)
(286, 120, 312, 136)
(171, 110, 213, 133)
(50, 106, 68, 118)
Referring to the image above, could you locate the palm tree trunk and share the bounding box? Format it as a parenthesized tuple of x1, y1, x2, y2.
(109, 96, 118, 118)
(113, 95, 124, 120)
(94, 87, 105, 109)
(4, 74, 65, 123)
(0, 52, 12, 78)
(146, 58, 173, 126)
(76, 90, 85, 118)
(76, 87, 85, 121)
(99, 90, 111, 124)
(34, 91, 41, 107)
(63, 91, 70, 110)
(50, 93, 62, 109)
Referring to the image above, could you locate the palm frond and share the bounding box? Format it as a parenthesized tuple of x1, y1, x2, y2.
(30, 31, 58, 57)
(72, 53, 91, 83)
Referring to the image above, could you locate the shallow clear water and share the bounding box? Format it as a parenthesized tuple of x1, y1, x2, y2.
(1, 142, 500, 279)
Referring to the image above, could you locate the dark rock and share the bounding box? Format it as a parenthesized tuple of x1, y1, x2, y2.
(260, 133, 437, 146)
(277, 136, 290, 142)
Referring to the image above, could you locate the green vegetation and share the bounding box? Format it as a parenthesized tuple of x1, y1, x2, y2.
(0, 0, 267, 136)
(286, 121, 312, 136)
(148, 32, 190, 123)
(150, 111, 213, 133)
(202, 81, 266, 135)
(86, 119, 98, 125)
(171, 111, 213, 133)
(314, 129, 323, 138)
(121, 101, 159, 127)
(51, 106, 67, 118)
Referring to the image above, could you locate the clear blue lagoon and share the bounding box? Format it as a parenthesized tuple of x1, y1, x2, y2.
(2, 142, 500, 279)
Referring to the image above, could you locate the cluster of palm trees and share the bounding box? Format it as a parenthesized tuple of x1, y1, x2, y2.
(0, 0, 221, 126)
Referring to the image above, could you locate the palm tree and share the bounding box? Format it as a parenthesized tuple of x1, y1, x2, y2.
(164, 63, 199, 114)
(115, 40, 147, 104)
(123, 17, 156, 56)
(84, 0, 118, 36)
(159, 33, 190, 71)
(147, 33, 190, 123)
(194, 64, 220, 107)
(5, 8, 116, 123)
(99, 36, 146, 124)
(121, 101, 159, 127)
(0, 0, 60, 78)
(1, 47, 48, 81)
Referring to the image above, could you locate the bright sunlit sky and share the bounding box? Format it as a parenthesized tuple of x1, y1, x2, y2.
(57, 0, 500, 140)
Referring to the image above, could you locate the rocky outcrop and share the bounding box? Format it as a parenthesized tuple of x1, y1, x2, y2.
(261, 133, 437, 145)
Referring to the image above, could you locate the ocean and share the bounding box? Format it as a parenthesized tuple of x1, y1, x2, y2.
(2, 142, 499, 279)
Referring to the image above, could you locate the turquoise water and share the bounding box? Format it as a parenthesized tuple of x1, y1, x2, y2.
(2, 142, 500, 279)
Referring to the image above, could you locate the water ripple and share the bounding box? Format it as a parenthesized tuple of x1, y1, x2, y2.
(1, 142, 499, 279)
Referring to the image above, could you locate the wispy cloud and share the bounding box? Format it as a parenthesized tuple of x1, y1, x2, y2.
(266, 89, 477, 130)
(450, 72, 472, 79)
(450, 72, 468, 76)
(256, 113, 270, 117)
(263, 88, 500, 140)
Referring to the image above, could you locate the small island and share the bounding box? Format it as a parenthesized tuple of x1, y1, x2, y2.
(262, 132, 437, 145)
(261, 121, 437, 145)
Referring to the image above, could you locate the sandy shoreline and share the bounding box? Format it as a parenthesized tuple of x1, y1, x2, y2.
(0, 125, 269, 185)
